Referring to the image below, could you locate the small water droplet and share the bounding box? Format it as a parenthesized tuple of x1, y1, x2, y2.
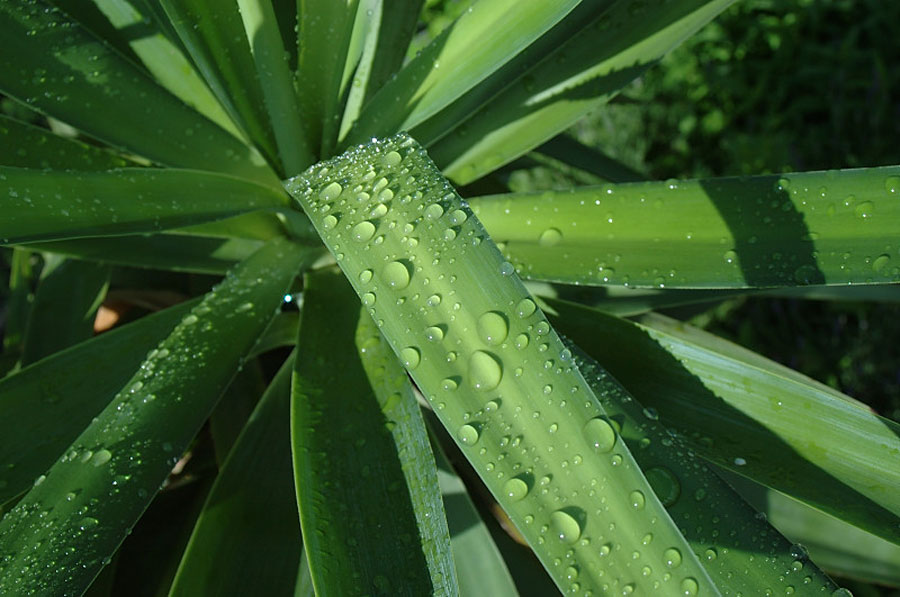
(424, 203, 444, 220)
(79, 517, 99, 530)
(664, 547, 682, 568)
(352, 221, 376, 242)
(477, 311, 508, 345)
(448, 209, 468, 225)
(370, 203, 389, 218)
(873, 253, 890, 272)
(629, 490, 645, 510)
(503, 477, 529, 501)
(400, 347, 420, 369)
(515, 298, 536, 318)
(425, 326, 445, 342)
(583, 418, 616, 453)
(549, 510, 581, 544)
(442, 377, 458, 391)
(704, 547, 717, 560)
(680, 577, 698, 595)
(322, 214, 338, 229)
(359, 269, 373, 283)
(469, 350, 502, 391)
(539, 228, 562, 247)
(885, 175, 900, 194)
(426, 294, 442, 306)
(362, 292, 376, 306)
(458, 424, 479, 445)
(383, 151, 402, 167)
(499, 261, 515, 275)
(854, 200, 874, 218)
(90, 449, 112, 467)
(319, 182, 342, 200)
(723, 249, 737, 264)
(383, 261, 410, 289)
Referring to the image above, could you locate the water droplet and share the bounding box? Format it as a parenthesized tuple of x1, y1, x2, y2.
(831, 589, 853, 597)
(629, 490, 645, 510)
(424, 203, 444, 220)
(645, 467, 680, 507)
(426, 294, 442, 306)
(885, 175, 900, 194)
(319, 182, 342, 200)
(680, 577, 698, 595)
(359, 269, 373, 283)
(854, 200, 874, 218)
(723, 249, 737, 264)
(183, 314, 199, 325)
(664, 547, 682, 568)
(90, 449, 112, 467)
(383, 261, 410, 289)
(515, 333, 529, 349)
(583, 418, 616, 453)
(469, 350, 502, 391)
(383, 151, 402, 166)
(352, 221, 376, 242)
(448, 209, 468, 225)
(499, 261, 515, 275)
(79, 517, 99, 530)
(400, 347, 420, 369)
(704, 547, 717, 560)
(458, 424, 479, 445)
(733, 457, 747, 466)
(322, 214, 338, 229)
(370, 202, 389, 218)
(503, 477, 529, 501)
(425, 326, 445, 342)
(539, 228, 562, 247)
(362, 292, 376, 307)
(565, 566, 579, 580)
(549, 510, 581, 544)
(873, 254, 890, 272)
(477, 311, 508, 345)
(516, 298, 536, 318)
(442, 377, 458, 391)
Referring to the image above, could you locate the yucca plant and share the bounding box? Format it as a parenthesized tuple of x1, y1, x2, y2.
(1, 0, 898, 595)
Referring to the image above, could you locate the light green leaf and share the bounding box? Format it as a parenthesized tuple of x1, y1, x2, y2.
(0, 0, 277, 187)
(170, 353, 301, 597)
(0, 114, 132, 170)
(286, 133, 719, 595)
(345, 0, 581, 147)
(0, 237, 308, 596)
(0, 167, 288, 244)
(427, 0, 735, 184)
(291, 269, 455, 596)
(157, 0, 281, 171)
(472, 165, 900, 288)
(0, 298, 197, 506)
(546, 298, 900, 546)
(21, 255, 109, 365)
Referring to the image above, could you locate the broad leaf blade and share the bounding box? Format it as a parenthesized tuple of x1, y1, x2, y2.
(0, 167, 288, 244)
(0, 237, 308, 595)
(471, 166, 900, 288)
(291, 270, 452, 595)
(427, 0, 735, 184)
(546, 298, 900, 546)
(0, 0, 277, 187)
(170, 353, 301, 597)
(0, 114, 132, 170)
(286, 133, 718, 595)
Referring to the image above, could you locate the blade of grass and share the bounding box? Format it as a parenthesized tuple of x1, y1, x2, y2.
(471, 165, 900, 288)
(236, 0, 313, 174)
(21, 256, 109, 365)
(344, 0, 581, 146)
(87, 0, 241, 139)
(291, 269, 456, 595)
(0, 0, 277, 187)
(0, 237, 309, 596)
(286, 133, 719, 595)
(248, 311, 299, 358)
(533, 134, 645, 183)
(156, 0, 281, 171)
(427, 0, 735, 184)
(545, 298, 900, 546)
(0, 248, 36, 374)
(0, 299, 197, 506)
(0, 167, 288, 244)
(209, 359, 267, 465)
(169, 352, 301, 597)
(0, 114, 132, 170)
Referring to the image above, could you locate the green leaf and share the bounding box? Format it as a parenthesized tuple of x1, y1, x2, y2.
(296, 0, 360, 157)
(471, 165, 900, 288)
(546, 298, 900, 546)
(156, 0, 281, 171)
(426, 0, 735, 184)
(0, 299, 197, 506)
(533, 134, 645, 183)
(0, 0, 277, 187)
(338, 0, 424, 143)
(86, 0, 242, 139)
(236, 0, 313, 174)
(0, 114, 132, 170)
(286, 133, 719, 595)
(344, 0, 581, 147)
(0, 167, 288, 244)
(0, 237, 308, 595)
(570, 344, 838, 594)
(21, 255, 109, 365)
(1, 249, 36, 364)
(290, 269, 455, 595)
(170, 353, 301, 597)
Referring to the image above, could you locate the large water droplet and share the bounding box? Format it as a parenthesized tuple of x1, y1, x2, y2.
(425, 326, 445, 342)
(516, 298, 536, 318)
(549, 510, 581, 544)
(477, 311, 508, 345)
(322, 214, 338, 229)
(352, 221, 376, 242)
(458, 424, 479, 445)
(384, 151, 402, 166)
(319, 182, 342, 200)
(645, 467, 681, 507)
(539, 228, 562, 247)
(885, 175, 900, 194)
(359, 269, 373, 283)
(448, 209, 468, 225)
(383, 261, 410, 289)
(872, 254, 891, 272)
(680, 577, 698, 595)
(400, 347, 420, 369)
(583, 418, 616, 453)
(469, 350, 502, 391)
(90, 449, 112, 467)
(629, 490, 645, 510)
(503, 477, 529, 501)
(664, 547, 682, 568)
(424, 203, 444, 220)
(362, 292, 376, 307)
(515, 333, 529, 349)
(854, 200, 874, 218)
